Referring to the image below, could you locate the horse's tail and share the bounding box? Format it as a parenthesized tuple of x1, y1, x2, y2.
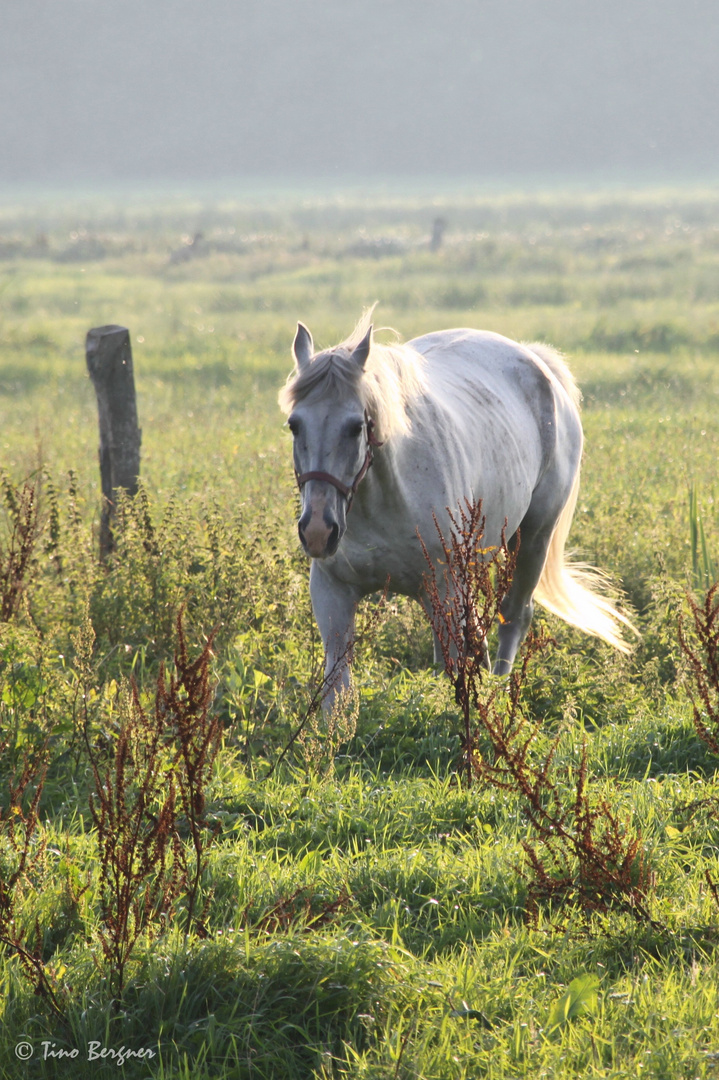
(532, 468, 635, 652)
(527, 341, 637, 654)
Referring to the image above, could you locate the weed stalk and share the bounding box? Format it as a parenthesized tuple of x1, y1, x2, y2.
(420, 497, 651, 923)
(0, 472, 41, 622)
(157, 610, 222, 936)
(678, 583, 719, 752)
(84, 678, 184, 1000)
(0, 739, 66, 1021)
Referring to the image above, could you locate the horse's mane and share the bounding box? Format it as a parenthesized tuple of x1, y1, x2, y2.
(278, 307, 427, 441)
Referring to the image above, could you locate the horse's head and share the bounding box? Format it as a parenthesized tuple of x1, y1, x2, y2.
(286, 321, 378, 559)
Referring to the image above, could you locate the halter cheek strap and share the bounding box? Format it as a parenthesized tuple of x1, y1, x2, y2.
(295, 414, 383, 512)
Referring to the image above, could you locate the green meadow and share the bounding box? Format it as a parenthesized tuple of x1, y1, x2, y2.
(1, 185, 719, 1078)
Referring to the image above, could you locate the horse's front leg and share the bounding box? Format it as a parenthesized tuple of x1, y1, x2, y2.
(309, 562, 360, 713)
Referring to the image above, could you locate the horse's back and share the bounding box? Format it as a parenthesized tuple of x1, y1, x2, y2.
(408, 328, 564, 396)
(406, 327, 576, 445)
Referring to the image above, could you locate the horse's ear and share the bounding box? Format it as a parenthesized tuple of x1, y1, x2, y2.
(293, 322, 314, 370)
(351, 325, 373, 370)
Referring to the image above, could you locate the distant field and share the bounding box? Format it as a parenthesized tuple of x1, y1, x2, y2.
(1, 187, 719, 1078)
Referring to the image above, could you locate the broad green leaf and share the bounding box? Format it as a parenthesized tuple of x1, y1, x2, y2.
(547, 974, 599, 1031)
(298, 849, 323, 878)
(253, 669, 271, 690)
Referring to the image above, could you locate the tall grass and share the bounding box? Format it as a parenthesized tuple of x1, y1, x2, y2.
(689, 484, 718, 592)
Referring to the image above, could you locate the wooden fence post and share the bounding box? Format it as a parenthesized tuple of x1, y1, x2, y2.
(85, 325, 142, 559)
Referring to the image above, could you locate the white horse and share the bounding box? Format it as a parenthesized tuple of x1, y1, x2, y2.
(279, 310, 633, 704)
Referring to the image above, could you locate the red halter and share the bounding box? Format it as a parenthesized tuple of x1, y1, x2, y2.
(295, 413, 383, 512)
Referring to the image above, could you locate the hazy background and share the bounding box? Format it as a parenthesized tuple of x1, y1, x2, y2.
(2, 0, 718, 190)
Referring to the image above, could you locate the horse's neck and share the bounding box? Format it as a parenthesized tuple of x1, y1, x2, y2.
(358, 437, 410, 513)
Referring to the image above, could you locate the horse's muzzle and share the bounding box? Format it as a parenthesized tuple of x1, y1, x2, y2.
(298, 506, 343, 559)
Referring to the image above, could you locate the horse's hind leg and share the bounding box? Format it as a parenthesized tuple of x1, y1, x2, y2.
(492, 520, 555, 676)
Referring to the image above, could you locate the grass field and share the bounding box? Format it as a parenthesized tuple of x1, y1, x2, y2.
(1, 184, 719, 1078)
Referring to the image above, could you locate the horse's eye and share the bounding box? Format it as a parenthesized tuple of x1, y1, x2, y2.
(347, 420, 364, 439)
(288, 418, 299, 436)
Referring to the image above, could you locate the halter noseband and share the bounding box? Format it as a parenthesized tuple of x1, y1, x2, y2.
(295, 412, 383, 512)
